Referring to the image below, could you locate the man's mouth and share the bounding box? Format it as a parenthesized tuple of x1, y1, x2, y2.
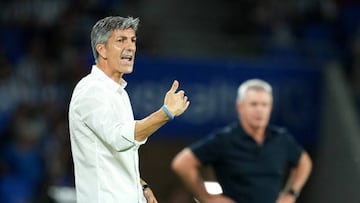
(121, 55, 133, 61)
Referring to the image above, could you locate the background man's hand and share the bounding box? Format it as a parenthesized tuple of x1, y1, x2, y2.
(276, 192, 296, 203)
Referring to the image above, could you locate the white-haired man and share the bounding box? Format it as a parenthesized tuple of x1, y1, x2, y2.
(172, 79, 311, 203)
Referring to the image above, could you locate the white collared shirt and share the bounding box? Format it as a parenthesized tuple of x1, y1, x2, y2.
(69, 65, 147, 203)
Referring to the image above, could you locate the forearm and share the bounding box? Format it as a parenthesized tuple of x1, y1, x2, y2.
(134, 108, 170, 141)
(172, 149, 209, 202)
(285, 152, 312, 192)
(176, 167, 209, 201)
(140, 178, 148, 186)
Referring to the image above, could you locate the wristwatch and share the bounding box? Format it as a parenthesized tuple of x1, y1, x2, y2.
(288, 188, 300, 198)
(142, 184, 150, 191)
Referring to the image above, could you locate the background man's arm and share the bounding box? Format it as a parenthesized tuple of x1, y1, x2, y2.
(171, 148, 235, 203)
(277, 151, 312, 203)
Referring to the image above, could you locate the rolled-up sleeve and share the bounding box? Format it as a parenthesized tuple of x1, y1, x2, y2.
(116, 120, 147, 147)
(73, 90, 139, 151)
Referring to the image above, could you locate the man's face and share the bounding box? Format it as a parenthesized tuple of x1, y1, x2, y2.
(104, 28, 136, 74)
(237, 89, 272, 130)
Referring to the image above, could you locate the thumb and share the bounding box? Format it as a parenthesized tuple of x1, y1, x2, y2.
(168, 80, 179, 93)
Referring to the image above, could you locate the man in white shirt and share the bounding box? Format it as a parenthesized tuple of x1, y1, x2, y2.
(68, 16, 190, 203)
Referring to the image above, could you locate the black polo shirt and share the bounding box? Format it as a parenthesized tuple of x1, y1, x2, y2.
(190, 122, 303, 203)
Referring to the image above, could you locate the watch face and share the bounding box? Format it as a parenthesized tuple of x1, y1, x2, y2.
(288, 189, 300, 198)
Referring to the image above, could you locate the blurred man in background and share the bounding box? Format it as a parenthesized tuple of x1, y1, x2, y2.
(69, 16, 190, 203)
(172, 79, 312, 203)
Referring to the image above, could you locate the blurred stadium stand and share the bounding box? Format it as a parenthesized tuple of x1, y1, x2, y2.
(0, 0, 359, 202)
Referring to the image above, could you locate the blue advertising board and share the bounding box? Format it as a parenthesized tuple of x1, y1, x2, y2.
(126, 56, 322, 151)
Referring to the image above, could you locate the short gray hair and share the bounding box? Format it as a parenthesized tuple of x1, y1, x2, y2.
(90, 16, 140, 62)
(236, 79, 273, 103)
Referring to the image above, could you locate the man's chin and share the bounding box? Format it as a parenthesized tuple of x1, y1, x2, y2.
(250, 123, 267, 130)
(120, 65, 134, 73)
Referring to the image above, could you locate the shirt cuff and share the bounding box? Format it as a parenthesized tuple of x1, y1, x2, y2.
(122, 120, 147, 146)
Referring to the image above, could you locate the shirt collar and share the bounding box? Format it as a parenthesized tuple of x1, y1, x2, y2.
(91, 65, 128, 93)
(236, 122, 275, 140)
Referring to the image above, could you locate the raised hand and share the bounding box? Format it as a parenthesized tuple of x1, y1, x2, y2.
(163, 80, 190, 117)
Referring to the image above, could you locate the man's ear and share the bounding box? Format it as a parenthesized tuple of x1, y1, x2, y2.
(236, 103, 242, 112)
(96, 44, 107, 59)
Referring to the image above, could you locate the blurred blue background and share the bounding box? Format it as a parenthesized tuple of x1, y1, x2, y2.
(0, 0, 359, 202)
(129, 56, 322, 150)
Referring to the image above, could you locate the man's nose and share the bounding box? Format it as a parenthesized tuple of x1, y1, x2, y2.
(125, 41, 136, 49)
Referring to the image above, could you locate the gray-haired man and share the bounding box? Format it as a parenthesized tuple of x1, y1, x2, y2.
(69, 16, 190, 203)
(172, 79, 311, 203)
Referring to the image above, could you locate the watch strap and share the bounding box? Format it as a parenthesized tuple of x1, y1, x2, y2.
(288, 188, 300, 198)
